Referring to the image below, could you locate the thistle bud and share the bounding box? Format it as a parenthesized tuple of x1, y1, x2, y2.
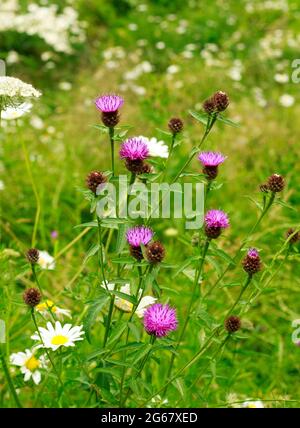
(212, 91, 229, 112)
(242, 248, 262, 275)
(224, 316, 241, 333)
(26, 248, 39, 264)
(23, 287, 41, 307)
(146, 241, 165, 264)
(203, 98, 215, 114)
(129, 245, 143, 261)
(259, 183, 269, 193)
(168, 118, 184, 134)
(267, 174, 285, 193)
(86, 171, 107, 194)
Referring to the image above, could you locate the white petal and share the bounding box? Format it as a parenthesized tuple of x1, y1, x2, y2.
(32, 370, 41, 385)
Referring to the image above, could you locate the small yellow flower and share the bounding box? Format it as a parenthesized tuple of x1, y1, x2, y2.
(36, 299, 71, 319)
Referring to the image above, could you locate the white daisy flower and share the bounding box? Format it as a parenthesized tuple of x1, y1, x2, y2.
(242, 400, 264, 408)
(101, 282, 156, 318)
(36, 300, 71, 319)
(37, 251, 55, 270)
(31, 321, 84, 351)
(139, 136, 169, 159)
(10, 349, 47, 385)
(1, 102, 32, 120)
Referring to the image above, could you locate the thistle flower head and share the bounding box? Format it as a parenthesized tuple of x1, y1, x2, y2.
(242, 248, 262, 275)
(146, 241, 165, 264)
(224, 316, 241, 333)
(205, 210, 229, 229)
(168, 117, 184, 134)
(204, 210, 230, 239)
(267, 173, 285, 193)
(203, 98, 215, 114)
(126, 226, 153, 247)
(23, 288, 42, 307)
(120, 137, 149, 160)
(86, 171, 107, 194)
(212, 90, 229, 112)
(95, 94, 124, 113)
(198, 152, 227, 167)
(26, 248, 39, 264)
(143, 303, 178, 338)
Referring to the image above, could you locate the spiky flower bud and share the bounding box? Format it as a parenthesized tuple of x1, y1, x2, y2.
(242, 248, 262, 275)
(129, 245, 143, 261)
(146, 241, 165, 264)
(23, 287, 41, 307)
(86, 171, 107, 194)
(286, 228, 300, 244)
(203, 98, 215, 114)
(26, 248, 39, 264)
(267, 174, 285, 193)
(141, 163, 153, 174)
(212, 91, 229, 112)
(101, 111, 120, 127)
(224, 316, 241, 333)
(259, 184, 269, 193)
(125, 159, 146, 174)
(168, 118, 184, 134)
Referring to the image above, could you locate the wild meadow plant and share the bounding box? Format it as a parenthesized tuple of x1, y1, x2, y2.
(1, 86, 300, 409)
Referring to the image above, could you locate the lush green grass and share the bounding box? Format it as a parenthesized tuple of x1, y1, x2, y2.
(1, 0, 300, 408)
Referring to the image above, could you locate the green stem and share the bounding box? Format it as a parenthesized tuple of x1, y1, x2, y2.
(161, 132, 176, 182)
(103, 296, 115, 347)
(21, 138, 40, 248)
(225, 274, 253, 317)
(97, 217, 106, 286)
(0, 347, 22, 408)
(31, 309, 63, 386)
(204, 192, 276, 298)
(31, 264, 56, 322)
(164, 239, 210, 394)
(109, 127, 115, 176)
(142, 327, 219, 407)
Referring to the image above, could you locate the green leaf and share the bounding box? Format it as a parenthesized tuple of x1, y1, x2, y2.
(74, 221, 98, 229)
(115, 223, 128, 254)
(189, 110, 209, 126)
(128, 322, 141, 341)
(107, 321, 128, 347)
(217, 114, 240, 127)
(110, 290, 137, 305)
(173, 256, 199, 278)
(93, 124, 108, 133)
(83, 243, 100, 264)
(83, 295, 110, 343)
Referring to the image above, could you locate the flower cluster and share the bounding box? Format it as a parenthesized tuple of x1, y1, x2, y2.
(0, 76, 41, 110)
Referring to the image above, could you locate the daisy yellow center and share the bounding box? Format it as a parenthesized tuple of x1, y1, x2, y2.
(36, 300, 57, 313)
(246, 404, 257, 408)
(25, 356, 40, 371)
(115, 298, 133, 313)
(51, 335, 68, 345)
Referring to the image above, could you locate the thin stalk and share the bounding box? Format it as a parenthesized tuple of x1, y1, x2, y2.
(21, 138, 40, 247)
(97, 217, 107, 287)
(122, 335, 156, 407)
(161, 132, 176, 182)
(109, 127, 115, 176)
(31, 309, 63, 386)
(31, 264, 56, 322)
(225, 274, 253, 318)
(204, 192, 276, 298)
(103, 296, 115, 347)
(164, 239, 210, 393)
(141, 327, 219, 407)
(0, 347, 22, 408)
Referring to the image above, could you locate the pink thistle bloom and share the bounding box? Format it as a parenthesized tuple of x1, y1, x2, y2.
(126, 226, 153, 247)
(95, 94, 124, 113)
(120, 137, 149, 160)
(143, 303, 178, 338)
(247, 248, 259, 258)
(198, 151, 227, 167)
(205, 210, 230, 229)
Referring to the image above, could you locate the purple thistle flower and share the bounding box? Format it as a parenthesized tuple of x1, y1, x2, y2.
(126, 226, 153, 247)
(198, 151, 227, 167)
(247, 248, 259, 258)
(95, 94, 124, 113)
(143, 303, 178, 338)
(120, 137, 149, 160)
(205, 210, 229, 229)
(198, 152, 227, 180)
